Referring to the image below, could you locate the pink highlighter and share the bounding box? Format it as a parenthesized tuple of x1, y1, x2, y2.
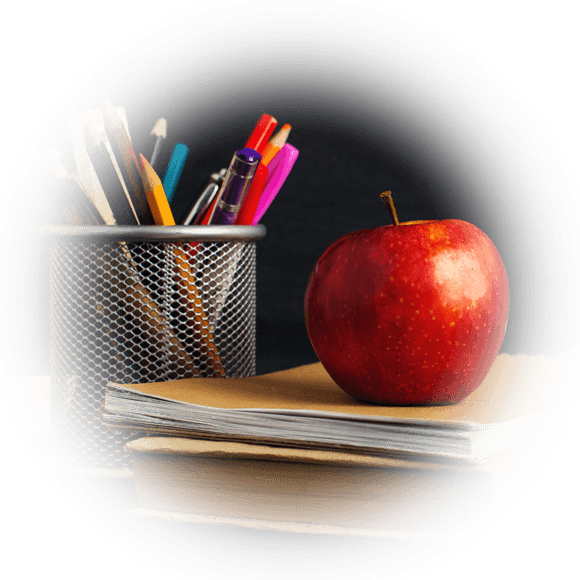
(252, 143, 299, 225)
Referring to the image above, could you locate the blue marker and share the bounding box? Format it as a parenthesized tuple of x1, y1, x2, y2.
(162, 143, 189, 204)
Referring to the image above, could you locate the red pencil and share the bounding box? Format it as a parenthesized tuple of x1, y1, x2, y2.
(197, 192, 219, 225)
(235, 163, 269, 225)
(244, 114, 277, 154)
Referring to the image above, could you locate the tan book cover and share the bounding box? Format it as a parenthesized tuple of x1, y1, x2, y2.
(111, 353, 558, 425)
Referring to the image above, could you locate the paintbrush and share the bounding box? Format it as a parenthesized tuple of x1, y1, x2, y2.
(149, 118, 167, 168)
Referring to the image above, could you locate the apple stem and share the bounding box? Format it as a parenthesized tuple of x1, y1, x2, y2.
(380, 191, 399, 226)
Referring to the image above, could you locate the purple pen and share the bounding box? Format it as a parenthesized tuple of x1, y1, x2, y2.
(208, 147, 262, 225)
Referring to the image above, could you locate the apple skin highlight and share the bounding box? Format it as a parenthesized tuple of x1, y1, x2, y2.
(304, 219, 509, 405)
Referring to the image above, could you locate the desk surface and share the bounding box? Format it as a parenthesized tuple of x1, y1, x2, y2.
(3, 358, 567, 577)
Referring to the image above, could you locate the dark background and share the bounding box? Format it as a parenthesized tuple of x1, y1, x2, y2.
(0, 2, 580, 578)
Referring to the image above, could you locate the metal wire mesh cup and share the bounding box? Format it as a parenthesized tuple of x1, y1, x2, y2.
(41, 225, 266, 473)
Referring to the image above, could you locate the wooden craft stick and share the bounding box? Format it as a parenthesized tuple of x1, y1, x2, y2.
(69, 110, 117, 225)
(102, 99, 148, 219)
(87, 114, 140, 224)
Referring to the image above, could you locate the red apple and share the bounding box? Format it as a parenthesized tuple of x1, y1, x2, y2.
(304, 210, 509, 405)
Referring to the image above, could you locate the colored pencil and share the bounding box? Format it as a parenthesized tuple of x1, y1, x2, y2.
(140, 156, 225, 375)
(163, 143, 189, 204)
(70, 116, 194, 372)
(235, 163, 269, 225)
(140, 154, 175, 225)
(260, 124, 291, 166)
(244, 114, 277, 154)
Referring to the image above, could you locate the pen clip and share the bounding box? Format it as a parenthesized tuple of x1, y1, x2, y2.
(183, 182, 219, 225)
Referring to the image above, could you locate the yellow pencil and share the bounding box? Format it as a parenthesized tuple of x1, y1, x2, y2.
(139, 154, 225, 376)
(140, 154, 175, 225)
(260, 124, 291, 166)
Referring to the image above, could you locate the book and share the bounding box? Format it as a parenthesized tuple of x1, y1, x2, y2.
(125, 436, 497, 538)
(125, 396, 548, 543)
(105, 353, 557, 464)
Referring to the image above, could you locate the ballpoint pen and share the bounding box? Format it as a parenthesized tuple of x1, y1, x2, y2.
(181, 168, 227, 225)
(204, 148, 262, 328)
(208, 148, 262, 225)
(221, 144, 298, 319)
(178, 169, 227, 271)
(195, 116, 276, 226)
(140, 155, 225, 376)
(186, 182, 219, 225)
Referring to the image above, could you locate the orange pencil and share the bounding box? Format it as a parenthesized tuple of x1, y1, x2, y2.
(140, 154, 225, 376)
(261, 124, 291, 166)
(140, 154, 175, 225)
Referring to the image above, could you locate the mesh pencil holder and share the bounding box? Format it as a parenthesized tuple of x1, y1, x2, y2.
(42, 225, 266, 473)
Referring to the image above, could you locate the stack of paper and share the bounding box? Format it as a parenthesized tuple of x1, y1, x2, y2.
(104, 353, 557, 464)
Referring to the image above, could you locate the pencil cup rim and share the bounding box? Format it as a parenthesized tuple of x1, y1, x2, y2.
(39, 224, 267, 242)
